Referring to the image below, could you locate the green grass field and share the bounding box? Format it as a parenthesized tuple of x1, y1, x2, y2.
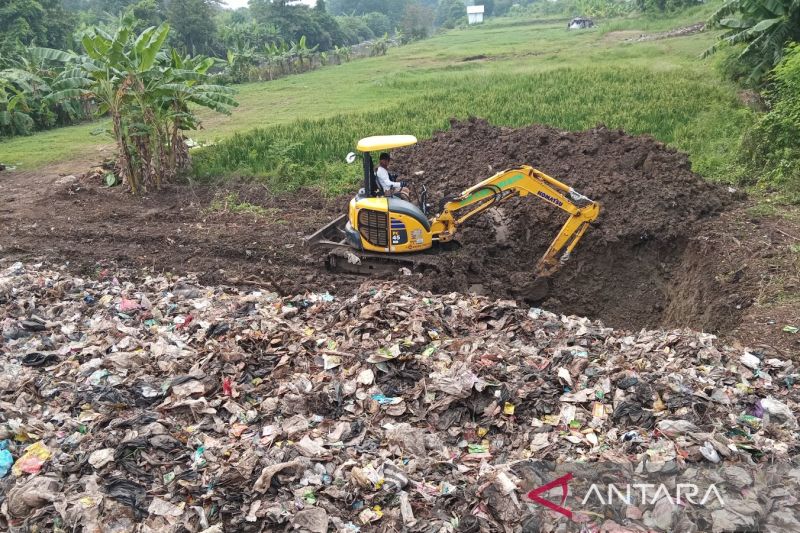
(2, 6, 753, 195)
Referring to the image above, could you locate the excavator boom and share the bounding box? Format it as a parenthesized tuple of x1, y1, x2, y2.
(429, 166, 600, 277)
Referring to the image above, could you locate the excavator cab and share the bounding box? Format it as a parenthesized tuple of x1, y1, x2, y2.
(353, 135, 416, 198)
(340, 135, 437, 254)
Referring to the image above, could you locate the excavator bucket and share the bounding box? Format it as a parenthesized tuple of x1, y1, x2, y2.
(525, 277, 551, 302)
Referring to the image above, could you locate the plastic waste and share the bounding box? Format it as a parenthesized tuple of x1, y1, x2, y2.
(12, 440, 51, 476)
(0, 440, 13, 477)
(2, 262, 800, 531)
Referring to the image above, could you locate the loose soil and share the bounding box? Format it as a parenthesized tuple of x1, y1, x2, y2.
(1, 119, 798, 353)
(393, 118, 749, 331)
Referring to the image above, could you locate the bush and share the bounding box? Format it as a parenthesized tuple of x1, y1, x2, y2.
(740, 44, 800, 199)
(575, 0, 633, 17)
(436, 0, 467, 29)
(713, 45, 764, 90)
(508, 0, 576, 18)
(635, 0, 702, 12)
(399, 3, 434, 43)
(363, 12, 392, 37)
(336, 16, 375, 45)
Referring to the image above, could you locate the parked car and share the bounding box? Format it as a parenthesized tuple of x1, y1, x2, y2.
(568, 17, 595, 29)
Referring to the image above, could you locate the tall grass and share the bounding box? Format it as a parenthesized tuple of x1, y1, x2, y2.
(193, 66, 753, 195)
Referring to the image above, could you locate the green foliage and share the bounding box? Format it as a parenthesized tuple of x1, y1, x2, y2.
(167, 0, 218, 56)
(251, 0, 336, 51)
(0, 0, 77, 58)
(712, 44, 764, 88)
(507, 0, 577, 18)
(740, 44, 800, 199)
(493, 0, 515, 16)
(0, 74, 35, 137)
(329, 0, 412, 19)
(399, 3, 435, 43)
(336, 16, 376, 43)
(0, 48, 92, 138)
(363, 12, 392, 36)
(43, 20, 237, 192)
(575, 0, 633, 17)
(436, 0, 467, 29)
(636, 0, 702, 12)
(127, 0, 166, 32)
(706, 0, 800, 81)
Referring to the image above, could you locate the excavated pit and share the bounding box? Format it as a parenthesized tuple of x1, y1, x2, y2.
(392, 118, 742, 332)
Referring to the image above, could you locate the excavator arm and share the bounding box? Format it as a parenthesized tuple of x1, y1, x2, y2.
(429, 165, 600, 277)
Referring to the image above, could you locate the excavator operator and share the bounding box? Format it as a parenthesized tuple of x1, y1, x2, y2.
(375, 153, 412, 201)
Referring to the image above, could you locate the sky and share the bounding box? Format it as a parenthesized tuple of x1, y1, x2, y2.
(222, 0, 316, 9)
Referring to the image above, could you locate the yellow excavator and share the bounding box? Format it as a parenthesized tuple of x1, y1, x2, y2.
(306, 135, 600, 299)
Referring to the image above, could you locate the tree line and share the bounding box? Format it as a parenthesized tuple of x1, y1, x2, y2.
(1, 0, 472, 138)
(1, 0, 471, 60)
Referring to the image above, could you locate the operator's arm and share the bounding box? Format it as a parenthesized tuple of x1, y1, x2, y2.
(376, 166, 403, 192)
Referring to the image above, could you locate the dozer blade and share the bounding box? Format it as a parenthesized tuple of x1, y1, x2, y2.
(304, 214, 347, 249)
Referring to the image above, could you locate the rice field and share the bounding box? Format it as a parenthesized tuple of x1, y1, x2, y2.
(193, 46, 752, 194)
(2, 6, 753, 195)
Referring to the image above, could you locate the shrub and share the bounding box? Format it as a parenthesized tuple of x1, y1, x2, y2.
(363, 12, 392, 37)
(740, 44, 800, 199)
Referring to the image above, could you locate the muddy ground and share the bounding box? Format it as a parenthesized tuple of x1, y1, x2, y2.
(1, 119, 798, 353)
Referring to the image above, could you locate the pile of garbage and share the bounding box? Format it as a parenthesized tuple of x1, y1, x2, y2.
(1, 261, 799, 532)
(625, 22, 706, 43)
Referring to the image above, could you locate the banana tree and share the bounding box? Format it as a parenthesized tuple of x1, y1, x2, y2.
(40, 21, 237, 193)
(224, 40, 262, 83)
(0, 75, 34, 137)
(265, 41, 292, 77)
(24, 47, 93, 125)
(333, 45, 351, 65)
(706, 0, 800, 80)
(145, 50, 237, 186)
(0, 48, 90, 136)
(290, 36, 318, 71)
(370, 34, 390, 57)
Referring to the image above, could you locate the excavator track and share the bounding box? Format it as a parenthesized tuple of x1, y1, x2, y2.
(304, 214, 449, 276)
(323, 246, 444, 276)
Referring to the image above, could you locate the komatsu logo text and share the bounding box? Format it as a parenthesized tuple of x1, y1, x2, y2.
(537, 191, 563, 206)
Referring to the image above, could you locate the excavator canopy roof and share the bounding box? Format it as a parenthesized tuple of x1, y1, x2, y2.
(357, 135, 417, 153)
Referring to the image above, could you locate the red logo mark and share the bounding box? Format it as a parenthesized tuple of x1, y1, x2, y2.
(526, 472, 573, 519)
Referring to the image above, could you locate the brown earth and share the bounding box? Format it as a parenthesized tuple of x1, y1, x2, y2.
(1, 119, 798, 353)
(395, 118, 735, 326)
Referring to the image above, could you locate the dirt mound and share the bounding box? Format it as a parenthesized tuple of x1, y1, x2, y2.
(393, 118, 738, 330)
